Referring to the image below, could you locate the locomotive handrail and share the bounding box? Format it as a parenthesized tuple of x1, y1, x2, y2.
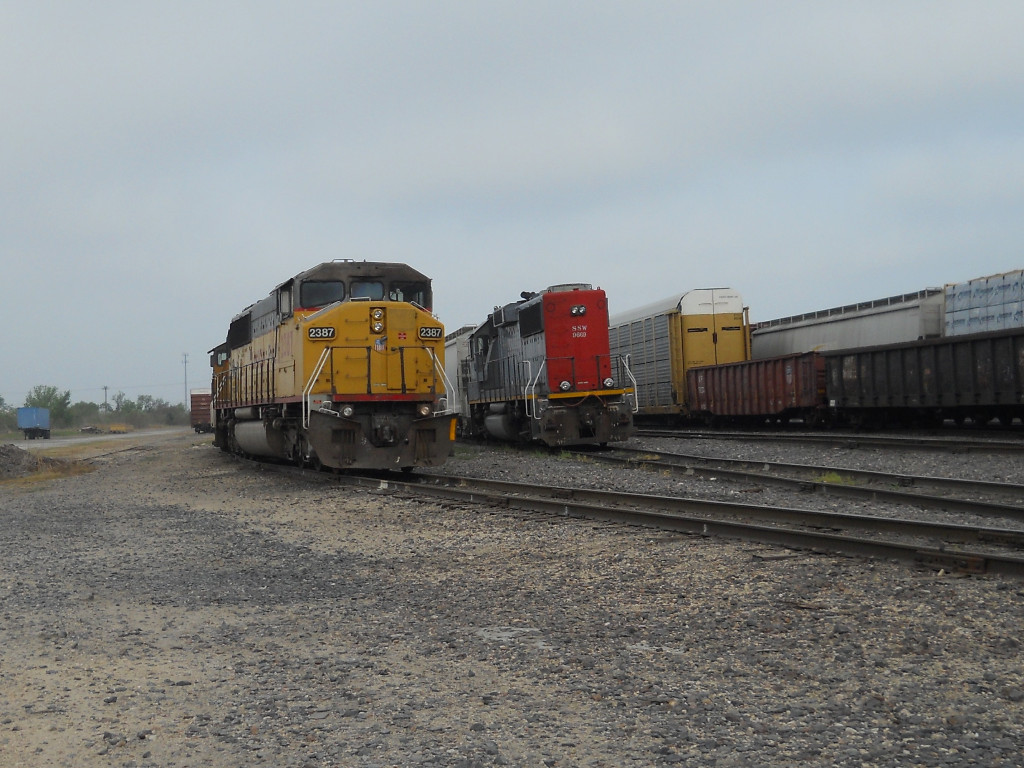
(303, 347, 333, 429)
(526, 360, 547, 420)
(521, 361, 533, 417)
(302, 344, 451, 424)
(212, 372, 229, 405)
(213, 358, 275, 409)
(619, 355, 639, 413)
(430, 348, 455, 415)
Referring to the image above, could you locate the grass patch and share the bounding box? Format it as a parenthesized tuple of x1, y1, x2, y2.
(816, 471, 856, 486)
(558, 449, 590, 461)
(634, 453, 662, 461)
(32, 439, 130, 460)
(0, 460, 94, 487)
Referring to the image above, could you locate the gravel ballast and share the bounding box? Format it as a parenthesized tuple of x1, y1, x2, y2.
(1, 432, 1022, 767)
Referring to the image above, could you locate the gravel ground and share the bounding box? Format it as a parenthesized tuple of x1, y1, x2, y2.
(1, 431, 1023, 767)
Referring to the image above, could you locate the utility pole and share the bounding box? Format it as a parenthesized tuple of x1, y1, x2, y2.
(182, 353, 189, 410)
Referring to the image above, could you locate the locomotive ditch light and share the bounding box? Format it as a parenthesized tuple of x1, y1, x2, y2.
(604, 377, 615, 388)
(340, 404, 355, 418)
(560, 380, 572, 391)
(416, 403, 432, 418)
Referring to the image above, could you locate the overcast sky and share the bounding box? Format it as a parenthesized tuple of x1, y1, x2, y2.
(3, 2, 1022, 407)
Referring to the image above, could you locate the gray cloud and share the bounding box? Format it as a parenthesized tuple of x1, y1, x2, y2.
(2, 1, 1022, 405)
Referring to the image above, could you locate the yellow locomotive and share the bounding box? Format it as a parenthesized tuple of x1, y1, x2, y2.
(210, 261, 454, 470)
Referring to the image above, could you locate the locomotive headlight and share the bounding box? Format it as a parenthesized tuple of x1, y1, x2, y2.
(604, 377, 615, 388)
(416, 403, 432, 418)
(570, 304, 586, 316)
(372, 321, 385, 333)
(371, 308, 384, 320)
(560, 380, 572, 391)
(340, 404, 355, 418)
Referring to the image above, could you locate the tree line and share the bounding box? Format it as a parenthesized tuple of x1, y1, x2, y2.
(0, 385, 188, 433)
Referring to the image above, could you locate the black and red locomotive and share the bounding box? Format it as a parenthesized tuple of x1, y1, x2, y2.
(446, 284, 636, 446)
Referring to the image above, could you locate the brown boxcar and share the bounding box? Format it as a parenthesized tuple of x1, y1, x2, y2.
(823, 327, 1024, 426)
(189, 389, 213, 433)
(686, 352, 826, 424)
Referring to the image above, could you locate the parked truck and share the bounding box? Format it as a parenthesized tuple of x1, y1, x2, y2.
(17, 407, 51, 440)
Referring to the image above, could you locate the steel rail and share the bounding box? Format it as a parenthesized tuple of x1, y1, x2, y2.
(332, 471, 1024, 577)
(635, 428, 1024, 454)
(576, 448, 1024, 522)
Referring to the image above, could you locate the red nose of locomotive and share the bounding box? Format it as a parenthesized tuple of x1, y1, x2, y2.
(541, 288, 613, 392)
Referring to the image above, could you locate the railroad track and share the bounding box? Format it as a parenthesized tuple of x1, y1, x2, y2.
(635, 428, 1024, 454)
(574, 446, 1024, 523)
(315, 469, 1024, 578)
(236, 436, 1024, 577)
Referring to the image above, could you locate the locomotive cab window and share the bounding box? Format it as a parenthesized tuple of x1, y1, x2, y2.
(301, 280, 345, 309)
(519, 302, 544, 337)
(279, 286, 294, 317)
(351, 280, 385, 300)
(388, 280, 431, 307)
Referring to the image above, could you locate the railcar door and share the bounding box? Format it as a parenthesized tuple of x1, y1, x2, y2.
(679, 288, 749, 369)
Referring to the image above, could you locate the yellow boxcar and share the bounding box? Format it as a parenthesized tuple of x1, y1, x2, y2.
(608, 289, 751, 418)
(210, 261, 455, 470)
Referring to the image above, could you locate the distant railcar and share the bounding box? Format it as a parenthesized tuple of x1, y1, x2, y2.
(683, 328, 1024, 428)
(608, 289, 751, 418)
(751, 289, 946, 359)
(443, 325, 476, 427)
(210, 261, 455, 470)
(822, 327, 1024, 427)
(687, 353, 826, 425)
(452, 284, 635, 446)
(189, 389, 213, 433)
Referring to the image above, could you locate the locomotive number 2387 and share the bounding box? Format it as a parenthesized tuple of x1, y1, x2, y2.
(307, 327, 336, 340)
(418, 327, 443, 339)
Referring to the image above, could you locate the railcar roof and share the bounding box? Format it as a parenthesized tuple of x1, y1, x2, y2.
(283, 260, 430, 288)
(609, 288, 742, 327)
(227, 261, 431, 324)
